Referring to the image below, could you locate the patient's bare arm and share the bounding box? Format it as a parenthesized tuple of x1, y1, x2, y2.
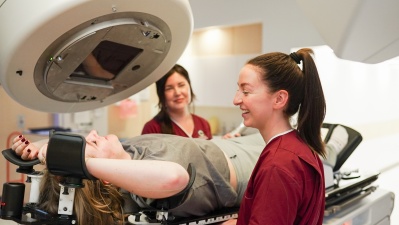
(83, 133, 190, 199)
(218, 219, 237, 225)
(82, 53, 115, 80)
(11, 131, 190, 200)
(86, 158, 190, 199)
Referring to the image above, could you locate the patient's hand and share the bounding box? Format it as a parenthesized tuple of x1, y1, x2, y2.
(12, 135, 39, 160)
(218, 219, 237, 225)
(84, 130, 130, 160)
(222, 133, 241, 139)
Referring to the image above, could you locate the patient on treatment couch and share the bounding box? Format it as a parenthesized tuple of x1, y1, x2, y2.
(11, 127, 348, 225)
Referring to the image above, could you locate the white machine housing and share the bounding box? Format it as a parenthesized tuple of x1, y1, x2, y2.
(0, 0, 193, 113)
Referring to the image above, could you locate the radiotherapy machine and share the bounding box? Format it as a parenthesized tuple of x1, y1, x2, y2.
(0, 0, 192, 113)
(0, 0, 395, 224)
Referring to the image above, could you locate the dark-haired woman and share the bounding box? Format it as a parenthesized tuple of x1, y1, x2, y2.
(142, 64, 212, 139)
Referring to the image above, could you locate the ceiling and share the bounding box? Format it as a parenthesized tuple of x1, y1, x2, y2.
(296, 0, 399, 64)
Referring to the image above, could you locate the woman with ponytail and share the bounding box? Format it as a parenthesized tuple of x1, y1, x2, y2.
(232, 48, 326, 225)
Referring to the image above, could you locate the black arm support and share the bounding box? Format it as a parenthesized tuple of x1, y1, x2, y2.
(2, 149, 41, 174)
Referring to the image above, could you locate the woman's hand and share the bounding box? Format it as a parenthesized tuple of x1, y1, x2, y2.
(11, 135, 39, 160)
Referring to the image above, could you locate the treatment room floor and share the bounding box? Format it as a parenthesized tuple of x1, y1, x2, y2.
(1, 134, 399, 225)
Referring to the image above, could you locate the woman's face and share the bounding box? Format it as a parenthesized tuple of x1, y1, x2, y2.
(84, 130, 125, 159)
(233, 64, 275, 131)
(164, 72, 191, 112)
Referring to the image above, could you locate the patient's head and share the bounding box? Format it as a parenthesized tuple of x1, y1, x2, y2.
(38, 169, 126, 225)
(84, 130, 126, 160)
(40, 130, 124, 162)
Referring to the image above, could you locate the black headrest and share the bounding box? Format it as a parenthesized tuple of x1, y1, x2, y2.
(46, 132, 96, 187)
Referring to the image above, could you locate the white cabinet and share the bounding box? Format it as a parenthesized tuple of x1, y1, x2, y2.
(178, 54, 257, 107)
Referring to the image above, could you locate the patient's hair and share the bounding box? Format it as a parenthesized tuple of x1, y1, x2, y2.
(38, 170, 126, 225)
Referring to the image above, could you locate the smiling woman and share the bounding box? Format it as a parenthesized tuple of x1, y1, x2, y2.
(141, 64, 212, 139)
(231, 48, 327, 225)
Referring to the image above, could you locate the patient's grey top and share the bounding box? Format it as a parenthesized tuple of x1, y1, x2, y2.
(211, 133, 264, 205)
(121, 133, 263, 217)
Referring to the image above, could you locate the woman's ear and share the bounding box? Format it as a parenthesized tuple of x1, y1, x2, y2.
(273, 90, 289, 109)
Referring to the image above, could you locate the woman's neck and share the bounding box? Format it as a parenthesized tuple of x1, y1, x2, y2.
(259, 120, 292, 144)
(168, 108, 191, 122)
(168, 108, 191, 120)
(169, 109, 194, 136)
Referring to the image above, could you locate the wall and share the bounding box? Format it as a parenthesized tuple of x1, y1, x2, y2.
(175, 23, 263, 131)
(188, 0, 325, 53)
(309, 46, 399, 140)
(107, 84, 159, 138)
(178, 23, 262, 107)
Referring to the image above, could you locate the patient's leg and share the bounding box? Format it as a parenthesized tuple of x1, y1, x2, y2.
(324, 125, 349, 167)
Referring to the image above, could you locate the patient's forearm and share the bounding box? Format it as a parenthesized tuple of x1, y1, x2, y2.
(85, 158, 190, 199)
(33, 139, 49, 150)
